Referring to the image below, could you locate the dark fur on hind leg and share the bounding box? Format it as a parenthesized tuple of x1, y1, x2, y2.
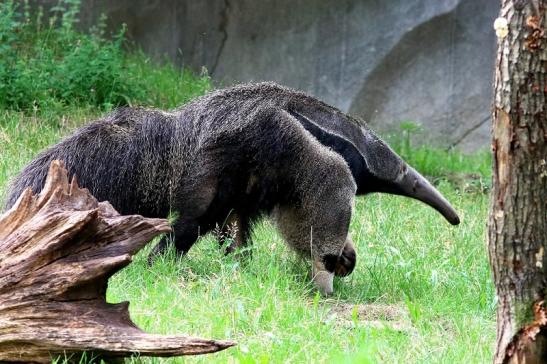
(148, 219, 200, 265)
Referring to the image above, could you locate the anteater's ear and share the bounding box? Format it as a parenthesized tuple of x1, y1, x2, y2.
(288, 109, 367, 175)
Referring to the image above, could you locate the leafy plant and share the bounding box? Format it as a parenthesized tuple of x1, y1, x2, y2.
(0, 0, 161, 112)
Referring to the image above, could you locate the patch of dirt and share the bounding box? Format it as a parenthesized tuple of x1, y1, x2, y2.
(325, 302, 413, 332)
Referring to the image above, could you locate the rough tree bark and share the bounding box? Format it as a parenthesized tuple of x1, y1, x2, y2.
(489, 1, 547, 363)
(0, 160, 235, 363)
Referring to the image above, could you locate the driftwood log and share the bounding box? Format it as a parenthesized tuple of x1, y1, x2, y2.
(0, 160, 235, 363)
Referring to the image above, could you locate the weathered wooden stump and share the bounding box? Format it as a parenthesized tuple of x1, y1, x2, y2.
(0, 160, 235, 363)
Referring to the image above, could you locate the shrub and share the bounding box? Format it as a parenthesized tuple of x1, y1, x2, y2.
(0, 0, 210, 113)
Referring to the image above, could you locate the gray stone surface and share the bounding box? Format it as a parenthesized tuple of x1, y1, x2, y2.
(40, 0, 498, 151)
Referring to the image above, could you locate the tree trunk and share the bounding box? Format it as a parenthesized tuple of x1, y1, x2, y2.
(0, 160, 235, 363)
(489, 1, 547, 363)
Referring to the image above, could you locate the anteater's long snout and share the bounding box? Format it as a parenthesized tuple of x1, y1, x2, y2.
(396, 166, 460, 225)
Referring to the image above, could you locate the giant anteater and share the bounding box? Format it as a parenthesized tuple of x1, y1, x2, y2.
(4, 82, 459, 294)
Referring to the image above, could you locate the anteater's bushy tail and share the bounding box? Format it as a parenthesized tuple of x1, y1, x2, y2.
(3, 153, 56, 211)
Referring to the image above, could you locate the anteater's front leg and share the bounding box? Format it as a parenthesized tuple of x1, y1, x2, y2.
(274, 177, 355, 295)
(251, 107, 357, 295)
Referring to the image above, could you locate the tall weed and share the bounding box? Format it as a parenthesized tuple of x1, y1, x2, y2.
(0, 0, 209, 113)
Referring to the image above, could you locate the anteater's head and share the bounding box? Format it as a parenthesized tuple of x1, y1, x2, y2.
(288, 101, 460, 226)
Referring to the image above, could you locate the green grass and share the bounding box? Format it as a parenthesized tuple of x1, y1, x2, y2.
(0, 0, 210, 113)
(110, 187, 493, 364)
(0, 108, 495, 363)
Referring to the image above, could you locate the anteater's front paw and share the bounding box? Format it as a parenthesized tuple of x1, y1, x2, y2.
(334, 239, 356, 277)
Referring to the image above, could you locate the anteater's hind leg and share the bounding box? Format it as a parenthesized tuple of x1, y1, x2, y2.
(147, 218, 201, 264)
(148, 176, 218, 264)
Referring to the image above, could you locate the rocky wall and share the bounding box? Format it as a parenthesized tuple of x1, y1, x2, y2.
(39, 0, 498, 150)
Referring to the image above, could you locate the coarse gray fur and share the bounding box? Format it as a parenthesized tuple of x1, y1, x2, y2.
(4, 82, 459, 294)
